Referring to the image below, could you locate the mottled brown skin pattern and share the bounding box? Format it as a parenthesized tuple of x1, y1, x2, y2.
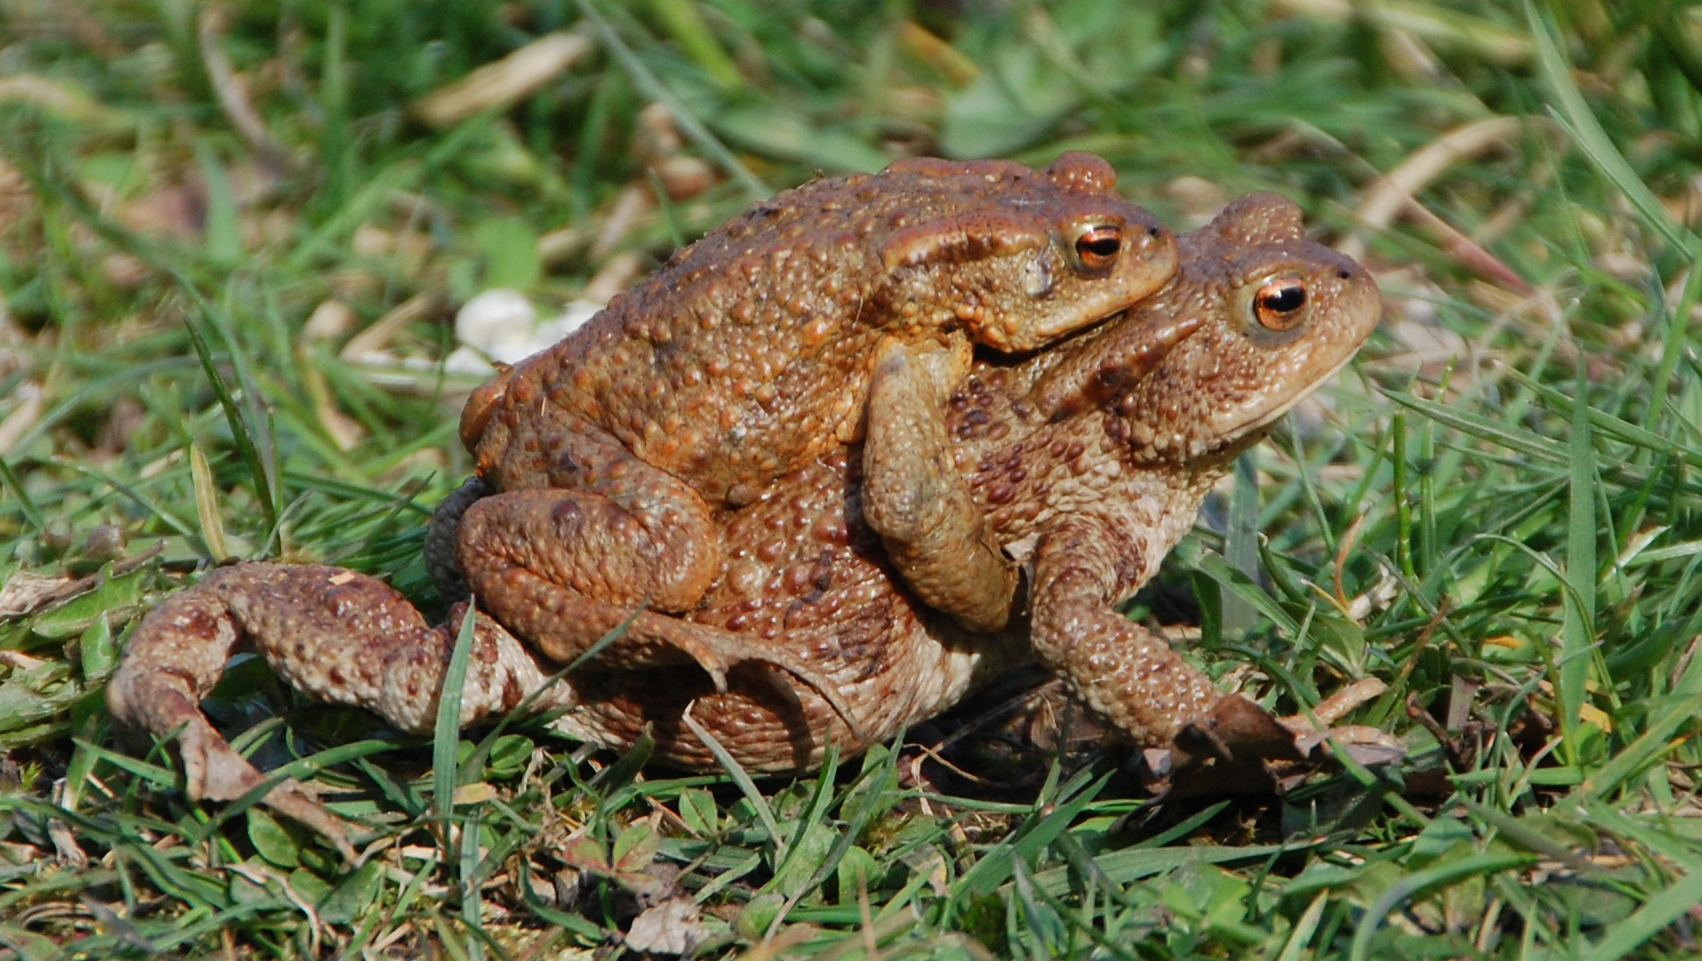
(539, 446, 1025, 771)
(567, 192, 1383, 768)
(441, 153, 1177, 687)
(105, 193, 1376, 849)
(104, 564, 573, 854)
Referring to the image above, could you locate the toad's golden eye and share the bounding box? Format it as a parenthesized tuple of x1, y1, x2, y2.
(1073, 225, 1123, 272)
(1253, 279, 1308, 330)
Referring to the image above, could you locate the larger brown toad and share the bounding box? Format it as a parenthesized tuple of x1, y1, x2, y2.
(106, 192, 1378, 854)
(439, 153, 1176, 698)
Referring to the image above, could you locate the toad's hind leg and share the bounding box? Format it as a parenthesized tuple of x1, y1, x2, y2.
(106, 563, 568, 856)
(454, 489, 860, 730)
(471, 420, 727, 616)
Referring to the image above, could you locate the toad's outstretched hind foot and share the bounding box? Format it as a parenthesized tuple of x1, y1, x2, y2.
(107, 562, 862, 851)
(106, 562, 569, 855)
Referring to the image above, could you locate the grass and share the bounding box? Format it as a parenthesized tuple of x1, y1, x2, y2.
(2, 0, 1701, 957)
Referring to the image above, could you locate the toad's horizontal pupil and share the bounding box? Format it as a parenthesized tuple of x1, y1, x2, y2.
(1077, 229, 1122, 258)
(1262, 284, 1306, 312)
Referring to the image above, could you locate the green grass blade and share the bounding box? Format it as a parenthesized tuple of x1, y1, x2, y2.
(179, 314, 281, 534)
(1348, 851, 1535, 961)
(433, 605, 479, 852)
(679, 710, 786, 861)
(575, 0, 767, 198)
(1559, 365, 1597, 756)
(1579, 868, 1702, 961)
(1574, 689, 1702, 803)
(1525, 0, 1701, 262)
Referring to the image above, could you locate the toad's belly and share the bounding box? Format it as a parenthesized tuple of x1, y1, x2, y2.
(549, 447, 1024, 770)
(550, 600, 1016, 772)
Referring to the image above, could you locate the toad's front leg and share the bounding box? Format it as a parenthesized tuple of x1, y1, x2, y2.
(106, 563, 569, 857)
(1025, 516, 1296, 762)
(861, 335, 1020, 633)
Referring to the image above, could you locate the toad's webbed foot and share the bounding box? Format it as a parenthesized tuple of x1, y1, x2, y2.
(1148, 680, 1398, 800)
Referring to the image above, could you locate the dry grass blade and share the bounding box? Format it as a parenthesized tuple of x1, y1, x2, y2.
(414, 31, 594, 129)
(1346, 116, 1551, 292)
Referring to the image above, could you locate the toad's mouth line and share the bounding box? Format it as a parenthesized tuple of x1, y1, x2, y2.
(1241, 349, 1362, 436)
(1191, 348, 1365, 463)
